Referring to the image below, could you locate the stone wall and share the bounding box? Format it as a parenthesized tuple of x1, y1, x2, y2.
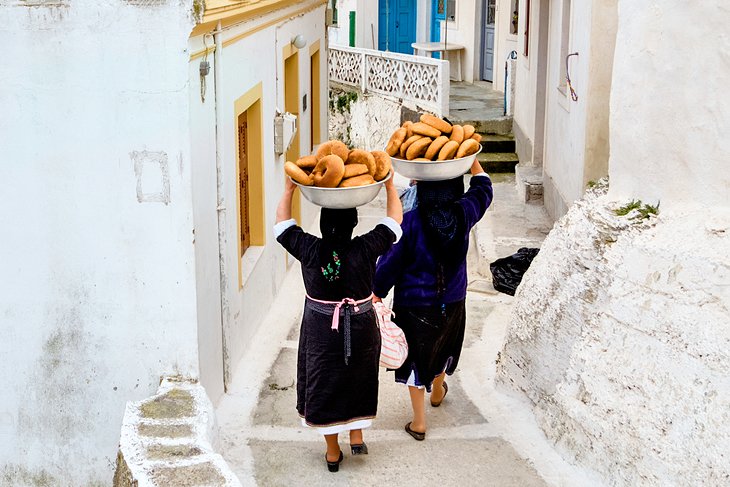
(497, 182, 730, 486)
(114, 378, 241, 487)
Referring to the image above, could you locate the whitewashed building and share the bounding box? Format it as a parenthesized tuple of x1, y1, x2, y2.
(0, 0, 326, 484)
(330, 1, 508, 84)
(499, 1, 730, 485)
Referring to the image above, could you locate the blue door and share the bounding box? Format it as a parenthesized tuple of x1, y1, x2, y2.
(378, 0, 416, 54)
(430, 0, 447, 58)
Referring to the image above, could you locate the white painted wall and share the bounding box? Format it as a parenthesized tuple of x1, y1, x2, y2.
(188, 36, 224, 404)
(608, 0, 730, 211)
(512, 0, 549, 166)
(440, 0, 480, 82)
(499, 184, 730, 486)
(493, 0, 519, 90)
(542, 0, 616, 219)
(328, 0, 379, 50)
(201, 3, 325, 388)
(0, 1, 199, 485)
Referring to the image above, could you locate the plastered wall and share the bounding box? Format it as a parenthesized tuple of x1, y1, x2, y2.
(0, 1, 199, 484)
(608, 0, 730, 211)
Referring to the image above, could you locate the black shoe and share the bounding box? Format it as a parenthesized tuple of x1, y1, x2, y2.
(326, 450, 344, 472)
(351, 443, 368, 455)
(404, 422, 426, 441)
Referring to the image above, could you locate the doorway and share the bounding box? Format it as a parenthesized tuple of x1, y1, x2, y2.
(378, 0, 417, 54)
(482, 0, 496, 81)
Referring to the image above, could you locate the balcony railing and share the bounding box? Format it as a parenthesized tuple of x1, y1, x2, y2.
(328, 45, 450, 117)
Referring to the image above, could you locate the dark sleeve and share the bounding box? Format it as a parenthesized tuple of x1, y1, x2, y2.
(373, 230, 408, 299)
(276, 225, 320, 266)
(356, 223, 397, 261)
(458, 175, 493, 230)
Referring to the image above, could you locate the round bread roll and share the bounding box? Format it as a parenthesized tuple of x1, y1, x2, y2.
(402, 120, 414, 138)
(312, 154, 345, 187)
(470, 133, 482, 143)
(296, 155, 318, 169)
(449, 125, 465, 144)
(285, 161, 313, 186)
(315, 140, 350, 162)
(371, 151, 392, 181)
(339, 174, 376, 187)
(420, 113, 453, 134)
(346, 149, 376, 176)
(463, 124, 476, 139)
(343, 163, 369, 179)
(437, 140, 460, 161)
(425, 135, 450, 160)
(411, 122, 441, 139)
(386, 128, 408, 156)
(399, 135, 423, 158)
(456, 138, 480, 158)
(406, 137, 432, 160)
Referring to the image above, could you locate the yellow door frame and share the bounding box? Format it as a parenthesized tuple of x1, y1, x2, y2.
(234, 82, 265, 289)
(283, 44, 301, 223)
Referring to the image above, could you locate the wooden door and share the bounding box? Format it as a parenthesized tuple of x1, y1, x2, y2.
(237, 112, 250, 255)
(378, 0, 416, 54)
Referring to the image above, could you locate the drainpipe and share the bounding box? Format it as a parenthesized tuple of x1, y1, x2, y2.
(504, 50, 517, 116)
(212, 20, 230, 390)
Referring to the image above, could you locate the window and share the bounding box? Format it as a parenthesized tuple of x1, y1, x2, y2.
(233, 84, 265, 287)
(559, 0, 572, 93)
(237, 112, 251, 255)
(447, 0, 456, 21)
(332, 0, 338, 26)
(510, 0, 520, 35)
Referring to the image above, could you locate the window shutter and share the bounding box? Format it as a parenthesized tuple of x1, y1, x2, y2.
(238, 114, 251, 255)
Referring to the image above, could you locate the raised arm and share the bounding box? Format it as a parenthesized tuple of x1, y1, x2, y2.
(276, 177, 297, 224)
(385, 176, 403, 224)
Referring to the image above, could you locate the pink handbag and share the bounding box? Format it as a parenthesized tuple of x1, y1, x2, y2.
(374, 302, 408, 369)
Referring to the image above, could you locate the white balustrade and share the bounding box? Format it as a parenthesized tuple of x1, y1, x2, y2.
(329, 45, 450, 117)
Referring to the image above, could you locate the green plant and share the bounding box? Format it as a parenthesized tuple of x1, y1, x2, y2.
(586, 180, 597, 188)
(614, 199, 659, 220)
(333, 91, 358, 114)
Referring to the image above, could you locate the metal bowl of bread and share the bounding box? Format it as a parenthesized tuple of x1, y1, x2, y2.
(285, 141, 393, 209)
(385, 115, 483, 181)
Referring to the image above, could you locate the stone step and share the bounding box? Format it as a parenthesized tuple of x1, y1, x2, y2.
(480, 134, 515, 153)
(448, 116, 513, 136)
(478, 152, 519, 173)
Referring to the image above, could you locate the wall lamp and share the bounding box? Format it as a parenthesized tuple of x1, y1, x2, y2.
(291, 34, 306, 49)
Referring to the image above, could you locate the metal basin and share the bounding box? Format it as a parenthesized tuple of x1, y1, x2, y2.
(291, 171, 392, 209)
(390, 147, 482, 181)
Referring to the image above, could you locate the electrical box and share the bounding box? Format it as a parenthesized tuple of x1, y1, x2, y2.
(274, 112, 297, 155)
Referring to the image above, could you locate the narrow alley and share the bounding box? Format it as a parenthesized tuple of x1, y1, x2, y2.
(215, 176, 601, 486)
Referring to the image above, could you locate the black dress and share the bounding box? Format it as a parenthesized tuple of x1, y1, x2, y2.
(277, 223, 396, 430)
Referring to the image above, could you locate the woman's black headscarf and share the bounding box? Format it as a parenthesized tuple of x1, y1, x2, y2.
(416, 176, 467, 266)
(318, 208, 358, 281)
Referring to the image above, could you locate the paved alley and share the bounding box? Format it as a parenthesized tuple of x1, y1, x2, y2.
(215, 176, 603, 486)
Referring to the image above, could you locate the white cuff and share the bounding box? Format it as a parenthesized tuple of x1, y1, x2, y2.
(379, 217, 403, 243)
(273, 219, 296, 238)
(473, 172, 490, 178)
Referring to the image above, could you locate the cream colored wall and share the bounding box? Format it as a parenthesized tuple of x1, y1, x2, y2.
(608, 0, 730, 211)
(440, 0, 480, 82)
(493, 0, 519, 90)
(512, 0, 549, 165)
(189, 2, 325, 390)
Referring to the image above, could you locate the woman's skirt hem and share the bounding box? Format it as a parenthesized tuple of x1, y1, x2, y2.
(299, 416, 374, 435)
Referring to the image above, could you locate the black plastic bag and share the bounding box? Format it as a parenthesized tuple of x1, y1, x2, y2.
(489, 248, 540, 296)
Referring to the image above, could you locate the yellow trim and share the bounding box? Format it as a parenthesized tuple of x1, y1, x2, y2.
(190, 45, 216, 62)
(284, 48, 301, 223)
(310, 40, 321, 149)
(191, 0, 326, 39)
(234, 82, 265, 289)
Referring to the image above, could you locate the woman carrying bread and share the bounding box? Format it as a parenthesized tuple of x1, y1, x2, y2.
(274, 176, 403, 472)
(373, 159, 492, 441)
